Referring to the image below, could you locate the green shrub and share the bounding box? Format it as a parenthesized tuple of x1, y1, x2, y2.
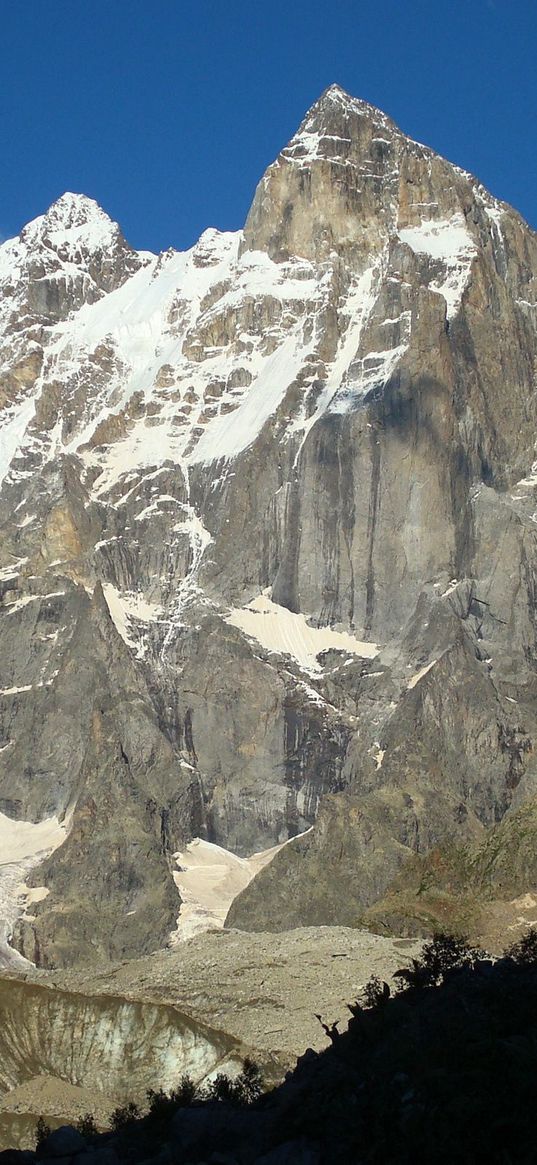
(110, 1100, 140, 1131)
(234, 1058, 264, 1103)
(394, 932, 482, 990)
(170, 1074, 197, 1107)
(76, 1112, 98, 1138)
(146, 1074, 197, 1120)
(362, 975, 390, 1008)
(204, 1059, 263, 1104)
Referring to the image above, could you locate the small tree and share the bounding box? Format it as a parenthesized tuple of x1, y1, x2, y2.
(235, 1058, 263, 1103)
(394, 933, 481, 990)
(110, 1101, 140, 1131)
(205, 1059, 263, 1104)
(147, 1074, 197, 1119)
(205, 1072, 237, 1103)
(170, 1074, 197, 1107)
(76, 1112, 98, 1138)
(362, 975, 390, 1008)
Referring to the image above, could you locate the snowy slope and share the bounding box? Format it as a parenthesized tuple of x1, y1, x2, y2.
(2, 86, 537, 968)
(0, 92, 508, 500)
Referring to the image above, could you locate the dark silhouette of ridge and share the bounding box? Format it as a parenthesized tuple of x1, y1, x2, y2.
(3, 932, 537, 1164)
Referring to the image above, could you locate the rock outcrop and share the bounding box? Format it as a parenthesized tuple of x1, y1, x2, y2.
(2, 85, 537, 963)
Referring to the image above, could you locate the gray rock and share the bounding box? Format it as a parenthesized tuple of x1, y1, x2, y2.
(2, 85, 537, 964)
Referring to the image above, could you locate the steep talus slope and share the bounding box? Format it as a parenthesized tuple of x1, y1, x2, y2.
(2, 85, 537, 963)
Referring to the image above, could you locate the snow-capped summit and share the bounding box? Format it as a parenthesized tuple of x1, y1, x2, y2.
(1, 192, 129, 276)
(0, 190, 144, 351)
(307, 81, 399, 128)
(25, 190, 111, 230)
(20, 191, 122, 254)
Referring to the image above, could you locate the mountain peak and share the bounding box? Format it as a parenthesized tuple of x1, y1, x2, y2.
(1, 191, 142, 314)
(242, 85, 403, 261)
(45, 191, 110, 228)
(300, 83, 399, 139)
(319, 81, 353, 101)
(317, 82, 366, 108)
(20, 191, 121, 254)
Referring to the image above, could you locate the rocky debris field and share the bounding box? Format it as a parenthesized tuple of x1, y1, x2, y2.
(36, 926, 420, 1067)
(0, 926, 420, 1151)
(2, 935, 537, 1165)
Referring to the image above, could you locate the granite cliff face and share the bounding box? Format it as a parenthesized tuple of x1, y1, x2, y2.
(2, 86, 537, 965)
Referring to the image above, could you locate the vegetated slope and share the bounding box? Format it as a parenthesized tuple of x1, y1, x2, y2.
(2, 85, 537, 964)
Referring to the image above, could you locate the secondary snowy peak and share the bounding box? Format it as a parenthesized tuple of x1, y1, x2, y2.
(1, 192, 133, 283)
(0, 193, 150, 493)
(0, 191, 143, 341)
(20, 192, 121, 250)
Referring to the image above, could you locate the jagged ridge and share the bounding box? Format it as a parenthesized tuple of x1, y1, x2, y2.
(1, 87, 537, 966)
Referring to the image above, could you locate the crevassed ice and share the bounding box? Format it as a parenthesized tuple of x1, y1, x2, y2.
(0, 812, 69, 967)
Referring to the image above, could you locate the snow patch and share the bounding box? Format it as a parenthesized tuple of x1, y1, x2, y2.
(441, 579, 460, 598)
(190, 331, 307, 463)
(407, 659, 437, 690)
(0, 811, 70, 968)
(171, 832, 312, 942)
(225, 593, 378, 674)
(103, 584, 163, 657)
(399, 215, 476, 317)
(0, 558, 28, 581)
(373, 744, 385, 769)
(0, 395, 36, 486)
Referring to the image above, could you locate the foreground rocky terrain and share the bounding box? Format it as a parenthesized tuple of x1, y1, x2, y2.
(0, 927, 418, 1150)
(2, 82, 537, 969)
(2, 935, 537, 1164)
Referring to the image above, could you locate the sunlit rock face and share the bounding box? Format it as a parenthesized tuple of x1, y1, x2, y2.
(2, 85, 537, 963)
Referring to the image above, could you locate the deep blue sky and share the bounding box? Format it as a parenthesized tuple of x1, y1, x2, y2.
(2, 0, 536, 253)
